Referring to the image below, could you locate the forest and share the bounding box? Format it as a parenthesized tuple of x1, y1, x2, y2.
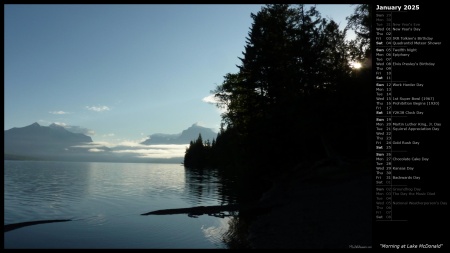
(184, 4, 372, 203)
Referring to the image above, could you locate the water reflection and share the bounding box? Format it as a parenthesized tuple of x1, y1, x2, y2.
(183, 167, 219, 206)
(184, 167, 246, 248)
(222, 215, 252, 249)
(201, 217, 231, 247)
(183, 167, 238, 207)
(5, 161, 243, 248)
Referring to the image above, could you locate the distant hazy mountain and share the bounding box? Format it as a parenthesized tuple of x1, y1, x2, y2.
(4, 122, 216, 163)
(141, 123, 217, 145)
(4, 122, 93, 159)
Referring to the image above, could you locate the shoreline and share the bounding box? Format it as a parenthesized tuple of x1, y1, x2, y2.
(245, 159, 372, 249)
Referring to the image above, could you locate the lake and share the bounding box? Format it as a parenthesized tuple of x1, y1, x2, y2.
(4, 160, 238, 249)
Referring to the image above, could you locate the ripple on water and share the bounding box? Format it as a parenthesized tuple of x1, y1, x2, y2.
(4, 161, 232, 249)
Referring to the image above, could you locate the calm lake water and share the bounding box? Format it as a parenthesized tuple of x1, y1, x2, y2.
(4, 160, 238, 249)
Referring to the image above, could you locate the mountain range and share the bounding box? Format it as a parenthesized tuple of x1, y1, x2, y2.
(4, 122, 217, 162)
(140, 123, 217, 145)
(4, 122, 94, 160)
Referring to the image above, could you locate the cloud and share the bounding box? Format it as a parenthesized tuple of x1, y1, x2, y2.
(88, 148, 105, 152)
(65, 125, 95, 136)
(86, 105, 110, 112)
(53, 122, 68, 127)
(49, 111, 70, 115)
(47, 122, 95, 136)
(112, 145, 187, 159)
(202, 94, 220, 104)
(193, 121, 205, 127)
(112, 144, 188, 159)
(202, 94, 227, 114)
(71, 140, 188, 159)
(72, 140, 188, 159)
(38, 119, 52, 125)
(71, 142, 111, 149)
(108, 140, 147, 148)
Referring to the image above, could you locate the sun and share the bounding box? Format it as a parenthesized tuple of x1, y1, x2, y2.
(351, 61, 362, 69)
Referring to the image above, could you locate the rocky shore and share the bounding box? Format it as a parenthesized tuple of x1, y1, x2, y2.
(246, 158, 372, 249)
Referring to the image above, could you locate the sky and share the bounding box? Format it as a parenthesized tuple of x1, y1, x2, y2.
(4, 4, 357, 150)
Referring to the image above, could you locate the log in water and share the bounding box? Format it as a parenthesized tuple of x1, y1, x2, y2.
(4, 219, 72, 233)
(141, 205, 241, 216)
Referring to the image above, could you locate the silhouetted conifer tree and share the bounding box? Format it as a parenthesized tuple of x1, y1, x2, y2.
(185, 4, 372, 202)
